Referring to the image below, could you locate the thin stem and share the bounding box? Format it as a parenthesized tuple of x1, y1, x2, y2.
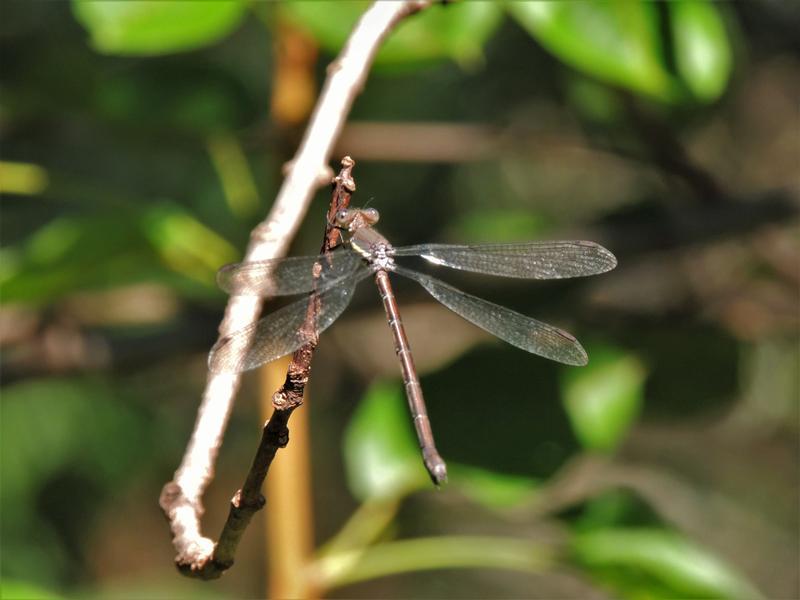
(317, 496, 402, 559)
(309, 536, 558, 591)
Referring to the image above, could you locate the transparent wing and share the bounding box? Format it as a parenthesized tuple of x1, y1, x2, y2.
(217, 249, 363, 296)
(209, 267, 372, 373)
(395, 266, 588, 366)
(393, 241, 616, 280)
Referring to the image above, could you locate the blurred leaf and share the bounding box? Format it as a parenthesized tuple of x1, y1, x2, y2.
(450, 464, 538, 509)
(281, 1, 503, 69)
(25, 218, 85, 266)
(575, 490, 650, 531)
(0, 580, 63, 600)
(318, 536, 553, 589)
(670, 0, 733, 102)
(141, 202, 239, 286)
(1, 377, 151, 585)
(0, 161, 49, 196)
(507, 1, 678, 101)
(1, 214, 147, 304)
(571, 528, 763, 599)
(1, 203, 234, 305)
(343, 382, 429, 501)
(206, 133, 261, 218)
(72, 0, 248, 56)
(0, 378, 149, 503)
(561, 345, 645, 451)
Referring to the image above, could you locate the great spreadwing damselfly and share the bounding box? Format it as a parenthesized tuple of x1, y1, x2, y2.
(209, 207, 617, 484)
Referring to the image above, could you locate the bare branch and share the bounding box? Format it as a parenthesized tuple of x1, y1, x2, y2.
(160, 0, 432, 576)
(208, 158, 356, 579)
(161, 155, 356, 578)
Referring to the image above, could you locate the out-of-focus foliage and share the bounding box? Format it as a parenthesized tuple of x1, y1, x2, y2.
(343, 382, 429, 500)
(508, 0, 677, 100)
(2, 378, 148, 496)
(344, 381, 540, 508)
(669, 0, 733, 102)
(72, 0, 248, 56)
(561, 344, 646, 451)
(71, 0, 734, 103)
(1, 203, 235, 305)
(280, 1, 504, 69)
(447, 464, 538, 509)
(1, 378, 151, 586)
(0, 580, 63, 600)
(508, 0, 732, 103)
(0, 161, 49, 196)
(571, 528, 763, 599)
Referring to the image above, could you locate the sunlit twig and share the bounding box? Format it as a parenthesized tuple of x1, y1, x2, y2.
(159, 0, 433, 578)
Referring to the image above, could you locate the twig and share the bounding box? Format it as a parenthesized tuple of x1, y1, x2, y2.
(160, 0, 433, 577)
(307, 536, 556, 590)
(170, 158, 354, 581)
(216, 157, 356, 576)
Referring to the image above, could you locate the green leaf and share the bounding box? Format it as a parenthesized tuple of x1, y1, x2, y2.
(1, 214, 144, 304)
(1, 203, 235, 304)
(281, 1, 503, 69)
(0, 161, 49, 196)
(141, 202, 239, 286)
(317, 536, 553, 589)
(571, 528, 763, 599)
(72, 0, 248, 56)
(343, 382, 429, 501)
(507, 0, 678, 101)
(450, 464, 538, 509)
(0, 580, 63, 600)
(561, 346, 645, 451)
(1, 378, 149, 509)
(670, 0, 733, 102)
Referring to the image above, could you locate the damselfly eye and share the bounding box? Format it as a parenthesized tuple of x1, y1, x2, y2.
(363, 208, 380, 223)
(335, 209, 349, 224)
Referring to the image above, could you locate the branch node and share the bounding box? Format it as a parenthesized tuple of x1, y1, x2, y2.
(335, 156, 357, 192)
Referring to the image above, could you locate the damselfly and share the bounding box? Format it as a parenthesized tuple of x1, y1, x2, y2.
(210, 207, 617, 484)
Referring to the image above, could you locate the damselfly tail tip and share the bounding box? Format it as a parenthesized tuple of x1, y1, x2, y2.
(428, 462, 448, 487)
